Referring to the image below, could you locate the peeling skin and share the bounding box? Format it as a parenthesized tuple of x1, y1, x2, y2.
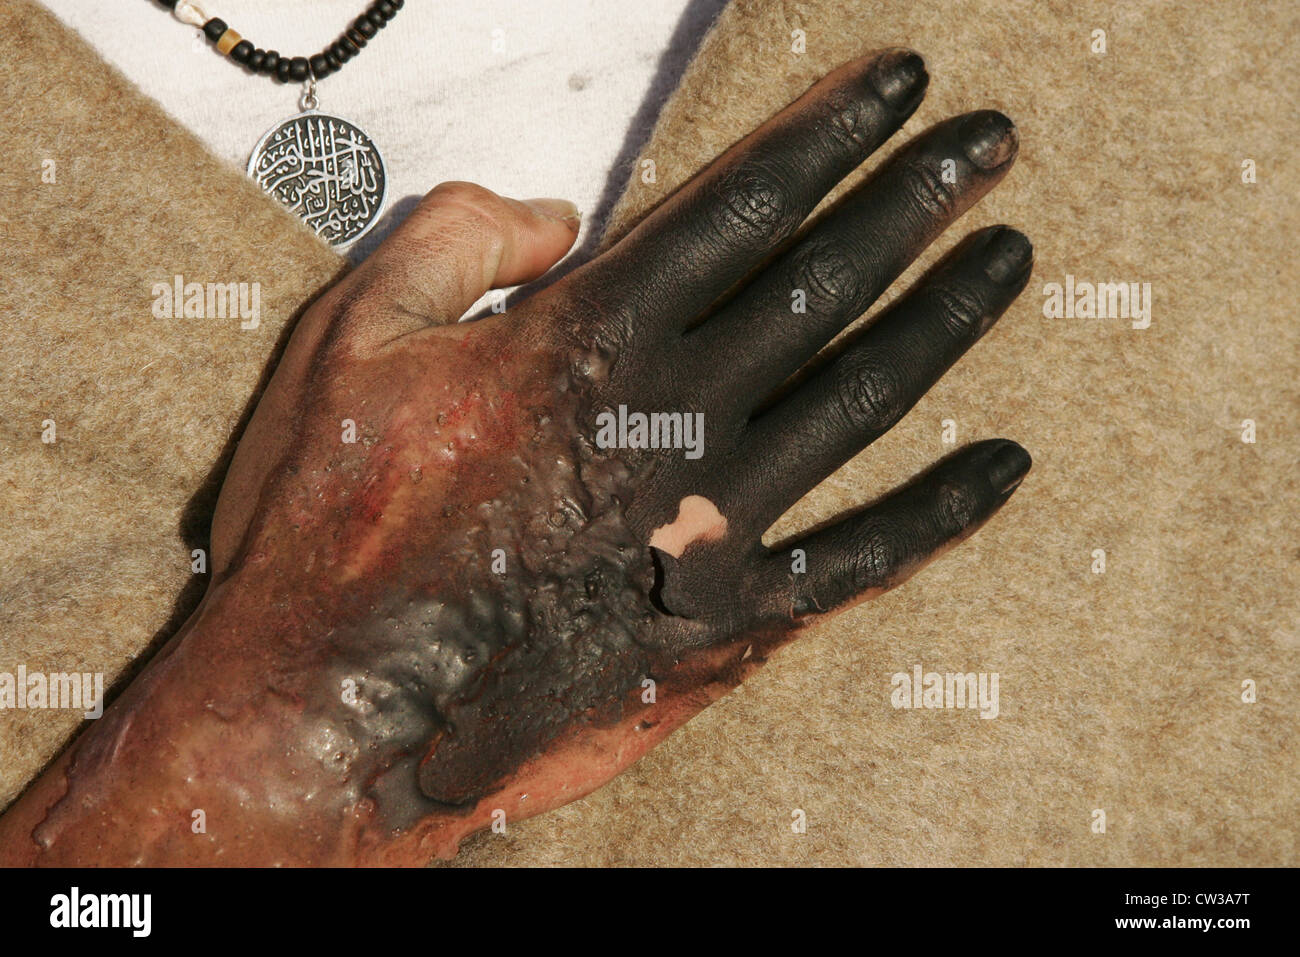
(648, 495, 728, 557)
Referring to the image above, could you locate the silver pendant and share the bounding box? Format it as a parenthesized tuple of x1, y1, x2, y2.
(247, 80, 387, 248)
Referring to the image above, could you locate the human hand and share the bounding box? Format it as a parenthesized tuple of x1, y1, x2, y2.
(0, 49, 1032, 865)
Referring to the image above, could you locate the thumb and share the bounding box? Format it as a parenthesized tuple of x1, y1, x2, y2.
(343, 181, 581, 341)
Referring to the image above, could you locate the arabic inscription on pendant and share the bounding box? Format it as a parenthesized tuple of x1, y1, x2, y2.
(247, 111, 387, 248)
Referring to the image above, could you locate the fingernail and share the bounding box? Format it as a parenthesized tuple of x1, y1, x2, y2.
(959, 110, 1018, 170)
(523, 197, 582, 229)
(986, 441, 1032, 494)
(869, 48, 928, 113)
(983, 226, 1033, 284)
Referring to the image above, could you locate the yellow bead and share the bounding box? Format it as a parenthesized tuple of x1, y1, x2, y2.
(216, 29, 243, 56)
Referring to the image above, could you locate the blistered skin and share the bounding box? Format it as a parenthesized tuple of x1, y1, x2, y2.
(0, 50, 1035, 865)
(3, 322, 782, 865)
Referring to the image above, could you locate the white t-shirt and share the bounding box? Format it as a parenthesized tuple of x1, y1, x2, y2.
(40, 0, 714, 265)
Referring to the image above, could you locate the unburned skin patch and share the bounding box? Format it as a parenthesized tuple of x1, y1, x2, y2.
(648, 495, 728, 557)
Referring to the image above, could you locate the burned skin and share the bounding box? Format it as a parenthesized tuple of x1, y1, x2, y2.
(0, 320, 793, 866)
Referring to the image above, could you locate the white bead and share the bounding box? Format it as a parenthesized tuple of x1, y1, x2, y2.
(172, 2, 209, 30)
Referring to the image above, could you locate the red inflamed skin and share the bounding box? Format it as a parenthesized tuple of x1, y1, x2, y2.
(0, 50, 1034, 866)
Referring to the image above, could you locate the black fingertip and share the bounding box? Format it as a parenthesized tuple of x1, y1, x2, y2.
(983, 226, 1034, 285)
(869, 48, 928, 114)
(985, 440, 1032, 494)
(958, 110, 1019, 170)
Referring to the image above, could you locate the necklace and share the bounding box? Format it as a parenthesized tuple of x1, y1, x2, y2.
(156, 0, 401, 247)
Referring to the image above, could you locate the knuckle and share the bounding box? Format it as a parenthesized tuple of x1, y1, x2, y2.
(898, 159, 958, 218)
(422, 182, 505, 233)
(847, 522, 899, 591)
(426, 180, 496, 208)
(929, 283, 989, 337)
(547, 274, 635, 365)
(834, 353, 905, 431)
(711, 164, 801, 243)
(821, 88, 883, 152)
(582, 301, 634, 369)
(935, 478, 981, 532)
(792, 240, 867, 311)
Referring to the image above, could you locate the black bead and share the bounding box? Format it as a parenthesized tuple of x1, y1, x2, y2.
(203, 18, 227, 43)
(366, 9, 387, 28)
(376, 0, 398, 17)
(275, 58, 293, 83)
(354, 16, 379, 38)
(289, 57, 310, 82)
(390, 0, 404, 8)
(157, 0, 180, 8)
(338, 36, 360, 57)
(324, 48, 341, 70)
(248, 49, 266, 71)
(346, 27, 368, 47)
(260, 50, 280, 74)
(309, 53, 331, 79)
(231, 40, 254, 63)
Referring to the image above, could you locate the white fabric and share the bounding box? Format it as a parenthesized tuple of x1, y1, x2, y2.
(40, 0, 722, 267)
